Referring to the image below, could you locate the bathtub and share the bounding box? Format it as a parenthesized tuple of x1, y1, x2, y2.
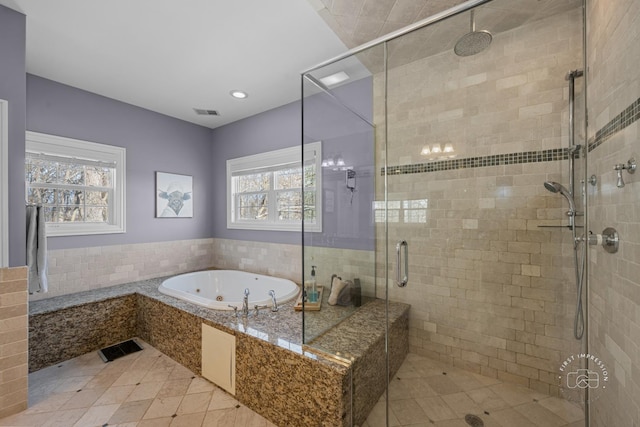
(159, 270, 299, 310)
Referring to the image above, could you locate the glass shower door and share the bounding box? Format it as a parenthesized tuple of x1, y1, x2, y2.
(382, 0, 587, 424)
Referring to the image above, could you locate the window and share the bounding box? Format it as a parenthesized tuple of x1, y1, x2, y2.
(25, 131, 126, 236)
(226, 142, 322, 232)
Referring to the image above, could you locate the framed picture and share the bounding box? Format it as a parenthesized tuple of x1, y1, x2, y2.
(156, 172, 193, 218)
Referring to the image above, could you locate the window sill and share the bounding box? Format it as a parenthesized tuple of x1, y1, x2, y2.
(46, 223, 126, 237)
(227, 222, 320, 233)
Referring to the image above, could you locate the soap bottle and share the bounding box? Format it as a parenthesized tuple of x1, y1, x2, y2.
(309, 266, 318, 302)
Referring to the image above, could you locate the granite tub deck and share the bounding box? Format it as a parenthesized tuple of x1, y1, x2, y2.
(29, 277, 410, 427)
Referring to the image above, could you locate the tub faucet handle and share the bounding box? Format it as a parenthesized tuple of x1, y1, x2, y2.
(254, 305, 268, 316)
(227, 305, 238, 317)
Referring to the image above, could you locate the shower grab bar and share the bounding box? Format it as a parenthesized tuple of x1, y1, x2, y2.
(396, 240, 408, 287)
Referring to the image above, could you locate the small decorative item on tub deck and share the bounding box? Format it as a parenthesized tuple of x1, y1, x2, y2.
(293, 286, 323, 311)
(295, 265, 322, 311)
(156, 171, 193, 218)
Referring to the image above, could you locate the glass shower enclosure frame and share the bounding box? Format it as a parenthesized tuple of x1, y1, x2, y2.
(302, 0, 589, 425)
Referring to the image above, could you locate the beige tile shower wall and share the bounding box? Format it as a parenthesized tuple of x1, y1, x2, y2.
(30, 239, 215, 301)
(374, 9, 584, 395)
(587, 0, 640, 425)
(379, 163, 582, 395)
(380, 8, 583, 165)
(0, 267, 28, 419)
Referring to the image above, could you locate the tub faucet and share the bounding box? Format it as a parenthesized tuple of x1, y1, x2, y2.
(268, 289, 279, 312)
(242, 288, 250, 317)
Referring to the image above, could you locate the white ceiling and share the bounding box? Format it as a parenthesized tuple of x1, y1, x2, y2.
(1, 0, 582, 130)
(0, 0, 349, 129)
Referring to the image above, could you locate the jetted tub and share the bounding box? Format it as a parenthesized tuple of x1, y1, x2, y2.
(159, 270, 300, 310)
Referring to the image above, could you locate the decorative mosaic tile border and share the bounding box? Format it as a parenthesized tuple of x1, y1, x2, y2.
(589, 97, 640, 152)
(382, 148, 568, 176)
(382, 97, 640, 176)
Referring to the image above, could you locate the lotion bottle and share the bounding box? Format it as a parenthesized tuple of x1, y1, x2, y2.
(309, 266, 318, 302)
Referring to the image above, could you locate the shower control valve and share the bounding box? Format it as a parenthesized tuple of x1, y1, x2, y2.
(583, 227, 619, 253)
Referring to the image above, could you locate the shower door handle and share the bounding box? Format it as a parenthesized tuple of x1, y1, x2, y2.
(396, 240, 408, 287)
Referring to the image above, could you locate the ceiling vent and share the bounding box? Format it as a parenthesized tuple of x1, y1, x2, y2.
(193, 108, 220, 116)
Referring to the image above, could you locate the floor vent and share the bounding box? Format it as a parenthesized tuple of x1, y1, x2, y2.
(97, 339, 143, 362)
(464, 414, 485, 427)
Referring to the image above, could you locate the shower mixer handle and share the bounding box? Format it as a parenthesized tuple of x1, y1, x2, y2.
(614, 158, 636, 188)
(614, 158, 637, 172)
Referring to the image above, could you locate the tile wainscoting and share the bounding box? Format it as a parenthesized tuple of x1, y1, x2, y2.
(33, 238, 375, 301)
(31, 239, 216, 301)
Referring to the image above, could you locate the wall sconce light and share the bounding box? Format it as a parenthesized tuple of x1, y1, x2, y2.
(420, 143, 456, 160)
(322, 154, 350, 170)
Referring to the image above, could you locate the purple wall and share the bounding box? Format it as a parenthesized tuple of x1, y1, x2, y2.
(210, 101, 302, 245)
(0, 5, 26, 267)
(26, 75, 214, 250)
(302, 77, 375, 250)
(9, 30, 372, 254)
(211, 77, 375, 250)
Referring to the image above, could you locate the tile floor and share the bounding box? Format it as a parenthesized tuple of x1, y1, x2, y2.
(0, 342, 585, 427)
(0, 340, 276, 427)
(363, 353, 585, 427)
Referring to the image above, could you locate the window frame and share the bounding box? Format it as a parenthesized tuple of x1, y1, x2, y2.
(226, 142, 322, 232)
(25, 131, 126, 237)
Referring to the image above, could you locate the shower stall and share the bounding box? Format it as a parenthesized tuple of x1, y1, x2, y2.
(301, 0, 639, 425)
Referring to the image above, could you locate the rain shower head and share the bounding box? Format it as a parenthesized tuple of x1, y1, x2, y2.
(544, 181, 576, 213)
(454, 10, 492, 57)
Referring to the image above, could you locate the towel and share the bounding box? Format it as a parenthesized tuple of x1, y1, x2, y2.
(328, 275, 352, 306)
(26, 205, 48, 293)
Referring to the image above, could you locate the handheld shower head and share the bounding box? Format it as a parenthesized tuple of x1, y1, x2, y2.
(544, 181, 576, 214)
(544, 181, 563, 193)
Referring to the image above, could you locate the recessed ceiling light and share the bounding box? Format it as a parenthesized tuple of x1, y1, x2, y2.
(319, 71, 349, 87)
(230, 90, 248, 99)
